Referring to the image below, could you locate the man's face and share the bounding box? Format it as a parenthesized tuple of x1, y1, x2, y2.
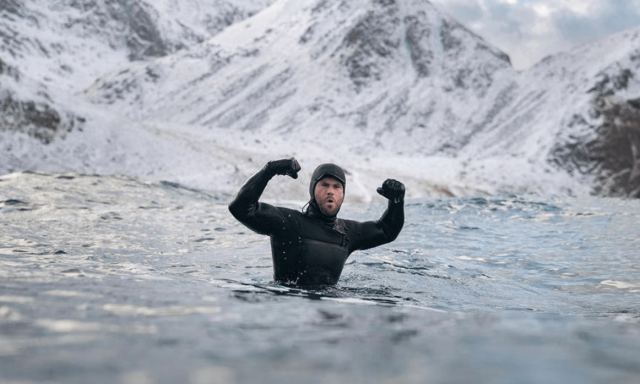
(314, 176, 344, 216)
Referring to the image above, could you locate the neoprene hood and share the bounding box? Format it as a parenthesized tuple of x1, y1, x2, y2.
(309, 163, 346, 200)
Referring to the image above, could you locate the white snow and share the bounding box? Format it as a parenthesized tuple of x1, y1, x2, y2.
(2, 0, 639, 199)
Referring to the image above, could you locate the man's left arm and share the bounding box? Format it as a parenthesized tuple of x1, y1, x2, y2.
(349, 179, 405, 251)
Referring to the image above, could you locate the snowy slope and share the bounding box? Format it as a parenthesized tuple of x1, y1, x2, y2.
(85, 0, 513, 157)
(544, 29, 640, 197)
(458, 27, 640, 197)
(1, 0, 275, 93)
(0, 0, 275, 142)
(1, 0, 639, 199)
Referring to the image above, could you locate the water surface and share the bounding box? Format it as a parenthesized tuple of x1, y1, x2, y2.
(1, 173, 639, 383)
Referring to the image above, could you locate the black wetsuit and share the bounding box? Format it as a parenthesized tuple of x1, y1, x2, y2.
(228, 166, 404, 285)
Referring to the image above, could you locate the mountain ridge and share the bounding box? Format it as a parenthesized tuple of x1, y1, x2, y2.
(1, 0, 639, 198)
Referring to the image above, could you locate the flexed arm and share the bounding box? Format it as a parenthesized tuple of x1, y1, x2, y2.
(349, 179, 405, 251)
(228, 158, 301, 236)
(375, 179, 405, 241)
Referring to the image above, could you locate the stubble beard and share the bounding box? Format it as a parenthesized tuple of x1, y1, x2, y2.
(319, 199, 341, 216)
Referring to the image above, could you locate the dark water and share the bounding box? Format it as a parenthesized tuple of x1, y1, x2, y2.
(1, 173, 639, 384)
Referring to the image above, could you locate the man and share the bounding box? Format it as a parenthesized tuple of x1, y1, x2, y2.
(229, 158, 405, 286)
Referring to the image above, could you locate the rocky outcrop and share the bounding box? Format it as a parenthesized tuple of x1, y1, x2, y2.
(0, 0, 22, 14)
(0, 58, 82, 143)
(85, 0, 513, 159)
(77, 0, 170, 60)
(0, 94, 82, 144)
(0, 57, 19, 80)
(545, 31, 640, 197)
(551, 71, 640, 197)
(3, 0, 640, 198)
(0, 0, 273, 142)
(591, 97, 640, 197)
(341, 1, 401, 89)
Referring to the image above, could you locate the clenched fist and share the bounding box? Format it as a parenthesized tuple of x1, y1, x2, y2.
(265, 158, 301, 179)
(376, 179, 405, 204)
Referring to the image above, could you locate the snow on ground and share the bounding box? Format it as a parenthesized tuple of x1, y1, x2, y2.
(2, 0, 639, 199)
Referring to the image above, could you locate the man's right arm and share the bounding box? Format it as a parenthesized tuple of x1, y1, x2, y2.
(228, 158, 301, 236)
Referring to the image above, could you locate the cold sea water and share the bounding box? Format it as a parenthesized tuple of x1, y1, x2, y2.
(0, 172, 639, 384)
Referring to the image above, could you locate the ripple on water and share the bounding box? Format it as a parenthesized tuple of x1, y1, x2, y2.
(1, 173, 640, 383)
(0, 306, 22, 321)
(35, 319, 158, 334)
(599, 280, 640, 292)
(102, 304, 220, 317)
(43, 290, 102, 299)
(0, 296, 35, 304)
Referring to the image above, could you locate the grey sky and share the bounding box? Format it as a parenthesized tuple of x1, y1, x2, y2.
(431, 0, 640, 69)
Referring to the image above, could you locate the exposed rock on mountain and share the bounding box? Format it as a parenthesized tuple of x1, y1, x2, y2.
(551, 67, 640, 197)
(0, 95, 81, 144)
(542, 29, 640, 198)
(0, 0, 274, 142)
(86, 0, 513, 158)
(0, 58, 82, 143)
(1, 0, 640, 198)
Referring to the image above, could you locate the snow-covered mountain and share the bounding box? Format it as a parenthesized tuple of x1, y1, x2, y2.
(1, 0, 639, 199)
(459, 27, 640, 198)
(0, 0, 274, 141)
(542, 30, 640, 198)
(85, 0, 513, 156)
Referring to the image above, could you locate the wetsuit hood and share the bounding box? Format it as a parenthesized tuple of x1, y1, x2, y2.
(309, 163, 346, 199)
(307, 163, 346, 219)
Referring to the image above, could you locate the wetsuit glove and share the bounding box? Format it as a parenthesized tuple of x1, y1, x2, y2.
(264, 158, 301, 179)
(377, 179, 405, 204)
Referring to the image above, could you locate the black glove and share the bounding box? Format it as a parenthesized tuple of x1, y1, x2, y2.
(265, 158, 301, 179)
(377, 179, 405, 204)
